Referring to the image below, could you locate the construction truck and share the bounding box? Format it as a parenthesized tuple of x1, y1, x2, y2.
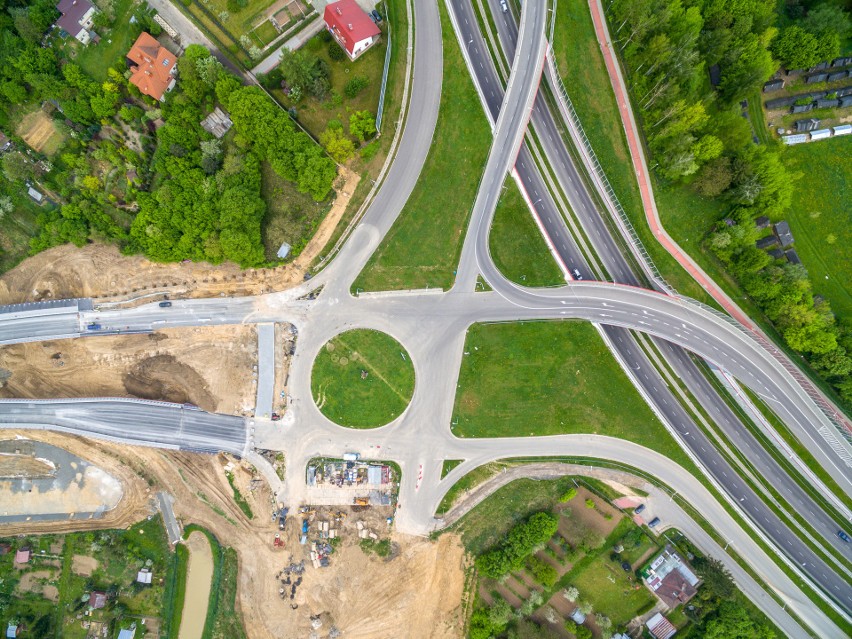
(353, 497, 370, 506)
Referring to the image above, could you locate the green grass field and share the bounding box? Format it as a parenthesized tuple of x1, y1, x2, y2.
(571, 553, 655, 625)
(489, 177, 565, 287)
(351, 3, 491, 292)
(451, 321, 692, 467)
(782, 136, 852, 319)
(311, 328, 415, 427)
(272, 26, 388, 140)
(74, 0, 140, 80)
(260, 160, 331, 261)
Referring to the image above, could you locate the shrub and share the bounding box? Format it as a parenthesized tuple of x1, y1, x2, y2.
(344, 75, 369, 98)
(475, 512, 559, 578)
(526, 556, 558, 587)
(328, 42, 346, 61)
(585, 498, 595, 509)
(575, 626, 592, 639)
(559, 487, 577, 502)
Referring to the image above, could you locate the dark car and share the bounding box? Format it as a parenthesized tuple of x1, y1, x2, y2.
(838, 530, 851, 543)
(634, 503, 646, 514)
(158, 301, 172, 308)
(371, 9, 382, 22)
(648, 517, 661, 528)
(620, 561, 631, 572)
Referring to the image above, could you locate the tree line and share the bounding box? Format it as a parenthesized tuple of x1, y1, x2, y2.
(608, 0, 852, 405)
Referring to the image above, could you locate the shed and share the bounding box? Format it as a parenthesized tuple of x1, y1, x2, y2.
(14, 548, 31, 564)
(755, 216, 770, 229)
(831, 56, 852, 67)
(833, 124, 852, 136)
(815, 98, 838, 109)
(117, 630, 134, 639)
(839, 96, 852, 108)
(793, 118, 820, 132)
(200, 107, 233, 139)
(827, 71, 847, 82)
(27, 186, 44, 203)
(136, 568, 153, 584)
(646, 613, 677, 639)
(762, 78, 784, 92)
(569, 609, 587, 624)
(810, 128, 832, 141)
(782, 134, 809, 145)
(276, 242, 291, 259)
(838, 87, 852, 97)
(757, 234, 780, 250)
(6, 624, 18, 639)
(791, 103, 813, 114)
(809, 62, 829, 72)
(806, 73, 828, 84)
(785, 249, 802, 266)
(774, 221, 794, 248)
(708, 64, 721, 88)
(89, 591, 107, 609)
(367, 465, 382, 485)
(768, 248, 784, 260)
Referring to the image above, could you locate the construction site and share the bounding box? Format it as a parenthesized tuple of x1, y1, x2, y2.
(304, 457, 399, 507)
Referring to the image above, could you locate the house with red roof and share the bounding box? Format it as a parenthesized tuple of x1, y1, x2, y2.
(127, 32, 178, 102)
(323, 0, 381, 60)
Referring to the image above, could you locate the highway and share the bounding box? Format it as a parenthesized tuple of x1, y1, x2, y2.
(0, 0, 850, 634)
(449, 0, 852, 590)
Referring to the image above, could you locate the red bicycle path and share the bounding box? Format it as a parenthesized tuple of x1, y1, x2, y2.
(586, 0, 851, 431)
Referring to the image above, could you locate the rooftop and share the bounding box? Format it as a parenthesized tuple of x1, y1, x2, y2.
(643, 546, 700, 609)
(127, 32, 177, 101)
(323, 0, 380, 55)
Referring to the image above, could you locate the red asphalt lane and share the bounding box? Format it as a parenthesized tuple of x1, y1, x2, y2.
(586, 0, 852, 431)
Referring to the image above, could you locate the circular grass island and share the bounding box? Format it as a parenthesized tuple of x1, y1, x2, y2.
(311, 329, 415, 428)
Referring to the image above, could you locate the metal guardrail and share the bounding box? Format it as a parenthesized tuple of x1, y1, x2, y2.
(376, 25, 393, 132)
(546, 57, 675, 296)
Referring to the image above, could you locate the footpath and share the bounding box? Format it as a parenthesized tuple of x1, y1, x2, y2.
(586, 0, 852, 433)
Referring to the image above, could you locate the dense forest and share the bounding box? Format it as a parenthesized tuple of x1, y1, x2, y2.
(609, 0, 852, 404)
(0, 0, 337, 269)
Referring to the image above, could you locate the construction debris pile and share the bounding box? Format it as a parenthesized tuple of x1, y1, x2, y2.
(276, 559, 305, 606)
(307, 460, 393, 488)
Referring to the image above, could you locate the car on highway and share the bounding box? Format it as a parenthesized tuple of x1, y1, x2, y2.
(500, 0, 508, 12)
(838, 530, 851, 543)
(648, 517, 661, 528)
(158, 301, 172, 308)
(86, 323, 102, 330)
(572, 268, 583, 280)
(634, 503, 645, 514)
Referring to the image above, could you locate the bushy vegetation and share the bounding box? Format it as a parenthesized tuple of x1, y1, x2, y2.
(0, 7, 336, 273)
(475, 512, 558, 579)
(609, 0, 852, 405)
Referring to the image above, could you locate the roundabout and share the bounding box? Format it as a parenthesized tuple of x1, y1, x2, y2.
(310, 328, 415, 428)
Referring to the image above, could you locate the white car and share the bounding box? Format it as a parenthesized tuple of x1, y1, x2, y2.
(500, 0, 508, 13)
(572, 268, 583, 280)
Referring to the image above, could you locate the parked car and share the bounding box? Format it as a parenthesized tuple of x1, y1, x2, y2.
(158, 301, 172, 308)
(648, 517, 661, 528)
(838, 530, 851, 543)
(371, 9, 382, 22)
(500, 0, 508, 12)
(634, 503, 646, 514)
(620, 561, 632, 572)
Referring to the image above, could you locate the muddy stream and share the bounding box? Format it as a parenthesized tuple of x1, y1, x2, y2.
(178, 531, 215, 639)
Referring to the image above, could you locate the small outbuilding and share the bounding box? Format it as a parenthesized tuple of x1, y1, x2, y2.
(794, 118, 820, 132)
(117, 629, 134, 639)
(755, 216, 771, 230)
(136, 568, 153, 584)
(89, 591, 107, 609)
(782, 134, 809, 145)
(768, 248, 785, 260)
(809, 61, 829, 72)
(810, 128, 832, 141)
(833, 124, 852, 136)
(762, 78, 784, 92)
(791, 103, 813, 114)
(785, 249, 802, 266)
(569, 608, 587, 625)
(839, 96, 852, 108)
(200, 107, 233, 139)
(827, 71, 847, 82)
(774, 221, 794, 248)
(6, 623, 19, 638)
(756, 235, 779, 250)
(806, 73, 828, 84)
(14, 548, 31, 564)
(815, 98, 838, 109)
(831, 56, 852, 67)
(646, 613, 677, 639)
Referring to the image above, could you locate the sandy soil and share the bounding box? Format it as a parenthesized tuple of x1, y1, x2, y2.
(16, 109, 60, 153)
(0, 431, 467, 639)
(0, 168, 359, 306)
(71, 555, 99, 576)
(0, 452, 54, 478)
(0, 325, 256, 414)
(179, 531, 214, 639)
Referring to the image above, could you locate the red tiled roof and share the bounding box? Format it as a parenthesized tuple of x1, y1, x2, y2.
(14, 548, 30, 564)
(127, 32, 176, 101)
(323, 0, 379, 54)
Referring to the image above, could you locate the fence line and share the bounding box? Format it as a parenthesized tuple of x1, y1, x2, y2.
(376, 25, 393, 132)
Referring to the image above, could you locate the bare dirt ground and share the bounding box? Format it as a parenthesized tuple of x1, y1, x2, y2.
(0, 325, 256, 414)
(0, 168, 359, 306)
(0, 431, 467, 639)
(71, 555, 98, 576)
(0, 452, 54, 478)
(16, 109, 63, 154)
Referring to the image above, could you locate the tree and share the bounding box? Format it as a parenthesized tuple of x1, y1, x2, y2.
(0, 196, 13, 219)
(771, 26, 836, 69)
(344, 75, 369, 98)
(575, 626, 592, 639)
(559, 487, 577, 503)
(692, 157, 732, 197)
(695, 556, 735, 599)
(704, 602, 775, 638)
(577, 600, 593, 615)
(320, 124, 354, 163)
(349, 110, 376, 142)
(803, 4, 851, 40)
(562, 586, 579, 602)
(196, 55, 224, 87)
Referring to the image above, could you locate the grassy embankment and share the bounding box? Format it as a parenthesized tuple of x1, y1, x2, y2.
(351, 2, 491, 292)
(451, 321, 697, 472)
(311, 328, 415, 428)
(489, 177, 565, 287)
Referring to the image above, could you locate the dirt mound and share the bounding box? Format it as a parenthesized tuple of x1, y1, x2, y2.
(123, 354, 215, 411)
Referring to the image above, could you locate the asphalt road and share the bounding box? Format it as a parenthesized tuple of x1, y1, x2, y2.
(0, 0, 849, 632)
(450, 0, 852, 599)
